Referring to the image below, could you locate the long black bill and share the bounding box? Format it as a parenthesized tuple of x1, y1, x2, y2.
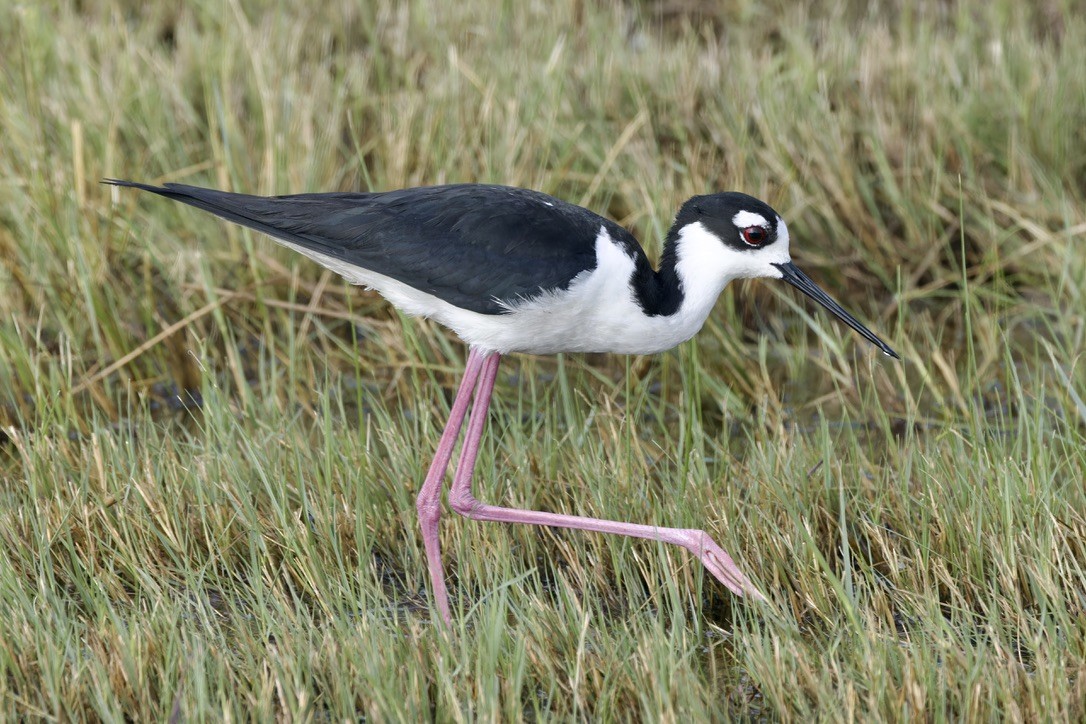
(773, 261, 899, 359)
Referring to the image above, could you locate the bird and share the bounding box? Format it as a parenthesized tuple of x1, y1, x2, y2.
(104, 179, 899, 623)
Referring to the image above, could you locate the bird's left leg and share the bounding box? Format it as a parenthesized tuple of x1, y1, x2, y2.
(447, 353, 764, 601)
(415, 347, 488, 625)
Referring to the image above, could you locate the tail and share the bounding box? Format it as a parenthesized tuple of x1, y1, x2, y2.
(103, 179, 315, 247)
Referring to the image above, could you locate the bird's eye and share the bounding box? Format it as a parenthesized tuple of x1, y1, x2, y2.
(741, 226, 769, 246)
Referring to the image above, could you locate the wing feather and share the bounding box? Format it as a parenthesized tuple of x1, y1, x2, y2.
(107, 181, 645, 314)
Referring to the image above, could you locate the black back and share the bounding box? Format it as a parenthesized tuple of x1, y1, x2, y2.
(107, 181, 650, 315)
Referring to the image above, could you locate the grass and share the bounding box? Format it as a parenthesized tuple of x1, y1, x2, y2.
(2, 0, 1085, 719)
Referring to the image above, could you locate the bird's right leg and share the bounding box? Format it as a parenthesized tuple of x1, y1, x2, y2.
(415, 347, 487, 625)
(447, 353, 765, 602)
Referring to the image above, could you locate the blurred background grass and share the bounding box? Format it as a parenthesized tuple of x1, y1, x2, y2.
(1, 0, 1084, 719)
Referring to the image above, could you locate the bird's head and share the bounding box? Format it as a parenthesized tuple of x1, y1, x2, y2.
(669, 192, 899, 359)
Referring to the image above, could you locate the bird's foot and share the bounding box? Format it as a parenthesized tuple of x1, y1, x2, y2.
(683, 530, 767, 602)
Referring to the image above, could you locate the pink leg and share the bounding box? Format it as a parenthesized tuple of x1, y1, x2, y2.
(447, 354, 766, 602)
(415, 348, 487, 624)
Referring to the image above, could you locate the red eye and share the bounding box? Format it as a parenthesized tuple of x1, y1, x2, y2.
(741, 226, 768, 246)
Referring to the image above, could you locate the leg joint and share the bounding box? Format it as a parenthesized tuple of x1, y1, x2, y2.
(681, 529, 711, 554)
(449, 489, 483, 517)
(416, 493, 441, 524)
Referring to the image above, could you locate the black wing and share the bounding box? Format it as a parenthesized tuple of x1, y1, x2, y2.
(105, 180, 646, 314)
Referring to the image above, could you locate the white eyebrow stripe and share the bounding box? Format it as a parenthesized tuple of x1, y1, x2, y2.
(732, 210, 768, 228)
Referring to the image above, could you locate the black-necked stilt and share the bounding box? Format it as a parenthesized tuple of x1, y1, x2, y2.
(105, 179, 898, 623)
